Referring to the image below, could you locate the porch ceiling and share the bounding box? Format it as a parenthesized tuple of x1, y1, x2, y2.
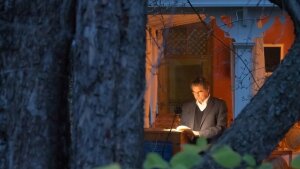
(147, 14, 206, 29)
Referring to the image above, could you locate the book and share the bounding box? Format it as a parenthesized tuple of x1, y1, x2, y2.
(176, 125, 196, 139)
(176, 125, 192, 131)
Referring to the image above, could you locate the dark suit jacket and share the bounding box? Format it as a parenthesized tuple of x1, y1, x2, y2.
(181, 97, 228, 142)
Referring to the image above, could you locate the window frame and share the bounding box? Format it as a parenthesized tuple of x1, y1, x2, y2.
(263, 43, 284, 77)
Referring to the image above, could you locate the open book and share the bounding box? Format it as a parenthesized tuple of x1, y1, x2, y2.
(176, 125, 196, 139)
(176, 125, 192, 131)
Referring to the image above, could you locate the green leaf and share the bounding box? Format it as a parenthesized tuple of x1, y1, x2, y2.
(170, 151, 202, 169)
(211, 145, 241, 169)
(257, 162, 272, 169)
(93, 163, 121, 169)
(242, 154, 256, 167)
(292, 155, 300, 169)
(172, 164, 188, 169)
(143, 152, 169, 169)
(182, 144, 204, 154)
(182, 137, 208, 154)
(195, 137, 208, 152)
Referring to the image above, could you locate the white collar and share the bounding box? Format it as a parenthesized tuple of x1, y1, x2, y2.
(197, 95, 210, 105)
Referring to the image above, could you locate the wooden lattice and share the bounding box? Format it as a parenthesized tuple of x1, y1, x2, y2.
(164, 23, 208, 57)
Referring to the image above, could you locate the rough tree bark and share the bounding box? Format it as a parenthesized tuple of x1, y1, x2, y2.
(6, 0, 299, 169)
(198, 0, 300, 168)
(70, 1, 146, 169)
(0, 1, 74, 169)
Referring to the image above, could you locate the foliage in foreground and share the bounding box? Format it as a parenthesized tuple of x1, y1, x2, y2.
(95, 137, 300, 169)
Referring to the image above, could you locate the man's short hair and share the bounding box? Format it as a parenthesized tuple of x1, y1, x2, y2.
(191, 76, 210, 90)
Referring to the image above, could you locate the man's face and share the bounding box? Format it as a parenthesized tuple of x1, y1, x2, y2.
(191, 84, 209, 103)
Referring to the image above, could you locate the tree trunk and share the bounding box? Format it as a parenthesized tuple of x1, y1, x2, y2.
(198, 0, 300, 168)
(70, 0, 146, 169)
(0, 1, 74, 169)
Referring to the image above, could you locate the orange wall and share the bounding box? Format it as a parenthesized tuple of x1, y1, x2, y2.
(208, 14, 294, 126)
(210, 20, 233, 125)
(263, 14, 295, 55)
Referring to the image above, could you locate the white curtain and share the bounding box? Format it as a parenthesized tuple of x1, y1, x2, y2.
(144, 29, 162, 128)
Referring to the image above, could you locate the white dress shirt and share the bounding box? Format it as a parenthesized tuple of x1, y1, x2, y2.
(196, 95, 210, 111)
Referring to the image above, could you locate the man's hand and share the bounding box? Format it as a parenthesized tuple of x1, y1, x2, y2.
(176, 125, 199, 141)
(182, 129, 195, 141)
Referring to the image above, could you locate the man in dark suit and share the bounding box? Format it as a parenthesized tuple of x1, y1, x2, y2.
(180, 77, 228, 143)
